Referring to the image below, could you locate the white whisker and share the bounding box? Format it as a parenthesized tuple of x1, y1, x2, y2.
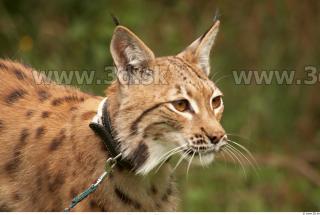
(214, 74, 231, 84)
(158, 145, 185, 163)
(225, 147, 247, 177)
(226, 133, 251, 141)
(223, 148, 236, 168)
(227, 139, 259, 170)
(199, 152, 204, 168)
(155, 145, 186, 173)
(228, 144, 258, 175)
(210, 71, 221, 82)
(186, 151, 195, 178)
(173, 149, 190, 172)
(220, 150, 227, 167)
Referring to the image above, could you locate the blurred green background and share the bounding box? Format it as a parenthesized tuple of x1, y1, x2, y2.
(1, 0, 319, 211)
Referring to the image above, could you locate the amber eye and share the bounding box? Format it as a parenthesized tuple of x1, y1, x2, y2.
(211, 96, 222, 109)
(172, 99, 190, 112)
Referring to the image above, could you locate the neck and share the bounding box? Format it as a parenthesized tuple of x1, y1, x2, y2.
(67, 90, 177, 211)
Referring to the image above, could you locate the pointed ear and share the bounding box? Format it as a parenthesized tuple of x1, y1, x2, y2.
(177, 20, 220, 76)
(110, 26, 155, 84)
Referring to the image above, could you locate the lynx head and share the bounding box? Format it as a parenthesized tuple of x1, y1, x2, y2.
(108, 20, 227, 174)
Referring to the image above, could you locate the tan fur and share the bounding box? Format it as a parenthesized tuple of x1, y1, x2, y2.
(0, 20, 226, 211)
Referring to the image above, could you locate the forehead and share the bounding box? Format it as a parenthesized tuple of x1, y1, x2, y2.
(152, 56, 219, 98)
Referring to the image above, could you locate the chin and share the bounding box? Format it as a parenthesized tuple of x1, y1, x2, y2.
(187, 152, 215, 166)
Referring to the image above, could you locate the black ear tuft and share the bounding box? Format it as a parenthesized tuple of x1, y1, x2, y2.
(199, 9, 221, 41)
(213, 8, 221, 22)
(110, 13, 120, 26)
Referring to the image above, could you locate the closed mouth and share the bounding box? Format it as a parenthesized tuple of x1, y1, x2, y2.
(183, 142, 227, 156)
(183, 147, 215, 156)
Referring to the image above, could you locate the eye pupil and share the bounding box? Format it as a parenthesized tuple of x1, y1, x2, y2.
(212, 96, 222, 109)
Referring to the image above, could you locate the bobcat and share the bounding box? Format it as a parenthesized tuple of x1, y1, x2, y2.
(0, 20, 228, 211)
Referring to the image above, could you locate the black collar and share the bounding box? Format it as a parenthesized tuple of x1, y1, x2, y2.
(89, 98, 133, 170)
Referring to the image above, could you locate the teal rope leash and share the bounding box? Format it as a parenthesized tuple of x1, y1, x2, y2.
(64, 154, 121, 212)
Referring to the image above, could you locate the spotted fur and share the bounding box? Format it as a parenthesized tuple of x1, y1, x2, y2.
(0, 20, 226, 211)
